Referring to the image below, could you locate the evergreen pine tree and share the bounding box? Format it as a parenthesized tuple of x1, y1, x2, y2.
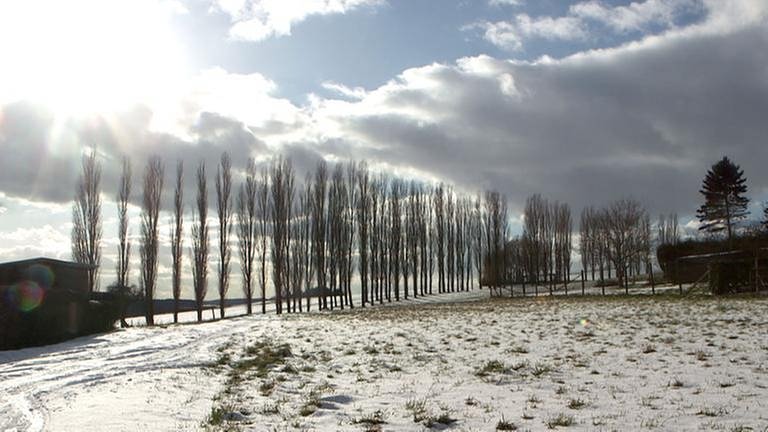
(763, 205, 768, 233)
(696, 156, 749, 243)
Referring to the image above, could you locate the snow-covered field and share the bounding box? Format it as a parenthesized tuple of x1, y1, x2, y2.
(2, 290, 768, 431)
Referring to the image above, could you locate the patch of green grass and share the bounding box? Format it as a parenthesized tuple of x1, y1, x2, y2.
(475, 360, 508, 377)
(531, 362, 554, 377)
(567, 398, 587, 410)
(546, 413, 575, 428)
(668, 377, 684, 388)
(507, 344, 529, 354)
(233, 340, 292, 378)
(404, 398, 428, 423)
(696, 407, 729, 417)
(259, 380, 275, 396)
(496, 415, 517, 430)
(352, 409, 387, 426)
(424, 411, 457, 428)
(259, 401, 280, 415)
(207, 405, 227, 426)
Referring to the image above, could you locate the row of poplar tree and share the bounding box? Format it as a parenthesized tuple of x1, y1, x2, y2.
(73, 150, 690, 325)
(71, 151, 512, 325)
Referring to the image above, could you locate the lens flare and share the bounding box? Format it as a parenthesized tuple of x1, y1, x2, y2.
(25, 264, 55, 290)
(579, 318, 590, 327)
(9, 280, 45, 312)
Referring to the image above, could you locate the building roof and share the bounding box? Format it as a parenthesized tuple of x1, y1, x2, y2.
(677, 248, 768, 264)
(0, 257, 96, 271)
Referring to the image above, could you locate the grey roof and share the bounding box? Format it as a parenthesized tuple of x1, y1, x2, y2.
(0, 257, 95, 270)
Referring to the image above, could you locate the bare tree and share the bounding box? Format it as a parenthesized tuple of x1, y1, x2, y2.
(369, 176, 382, 303)
(472, 194, 484, 289)
(406, 181, 420, 298)
(256, 167, 270, 314)
(116, 157, 131, 327)
(484, 190, 508, 292)
(298, 175, 315, 312)
(270, 156, 294, 315)
(191, 162, 209, 322)
(140, 157, 164, 326)
(580, 206, 598, 281)
(389, 179, 403, 301)
(215, 152, 233, 318)
(554, 202, 572, 285)
(433, 184, 446, 293)
(603, 198, 648, 291)
(171, 161, 184, 323)
(328, 165, 345, 309)
(72, 150, 102, 293)
(344, 162, 357, 308)
(237, 159, 258, 315)
(311, 161, 328, 310)
(657, 213, 680, 246)
(355, 162, 371, 306)
(289, 196, 306, 313)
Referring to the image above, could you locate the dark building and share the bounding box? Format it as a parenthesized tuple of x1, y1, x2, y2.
(0, 257, 91, 293)
(1, 257, 116, 350)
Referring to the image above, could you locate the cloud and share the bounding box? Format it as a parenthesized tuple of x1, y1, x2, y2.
(1, 0, 768, 225)
(0, 225, 71, 261)
(470, 14, 587, 51)
(473, 0, 712, 51)
(211, 0, 385, 41)
(321, 82, 369, 100)
(570, 0, 702, 33)
(311, 5, 768, 217)
(489, 0, 523, 6)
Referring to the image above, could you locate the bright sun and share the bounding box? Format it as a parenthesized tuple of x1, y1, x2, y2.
(0, 0, 188, 116)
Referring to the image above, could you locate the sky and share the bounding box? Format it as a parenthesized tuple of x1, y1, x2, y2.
(0, 0, 767, 297)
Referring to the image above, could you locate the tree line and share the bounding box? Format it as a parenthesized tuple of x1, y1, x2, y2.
(71, 151, 514, 325)
(69, 152, 768, 325)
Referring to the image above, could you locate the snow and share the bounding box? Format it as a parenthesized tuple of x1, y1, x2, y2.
(2, 289, 768, 431)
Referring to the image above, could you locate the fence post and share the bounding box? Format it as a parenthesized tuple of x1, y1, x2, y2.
(581, 270, 585, 296)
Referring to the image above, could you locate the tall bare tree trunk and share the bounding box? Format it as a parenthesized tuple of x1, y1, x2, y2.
(237, 159, 258, 315)
(171, 161, 184, 323)
(140, 157, 164, 326)
(72, 150, 102, 293)
(116, 157, 131, 327)
(192, 162, 209, 322)
(215, 153, 233, 318)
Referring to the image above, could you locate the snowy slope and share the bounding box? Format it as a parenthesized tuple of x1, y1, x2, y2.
(2, 290, 768, 431)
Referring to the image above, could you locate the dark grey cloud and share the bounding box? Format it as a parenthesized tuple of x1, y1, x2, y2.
(318, 21, 768, 218)
(0, 103, 274, 208)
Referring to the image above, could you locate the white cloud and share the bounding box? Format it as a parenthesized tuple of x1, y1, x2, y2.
(321, 81, 369, 100)
(0, 225, 71, 261)
(474, 14, 587, 51)
(489, 0, 523, 6)
(212, 0, 385, 41)
(570, 0, 701, 33)
(163, 67, 305, 139)
(473, 0, 714, 50)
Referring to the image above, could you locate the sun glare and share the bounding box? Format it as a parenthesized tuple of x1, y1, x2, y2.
(0, 0, 188, 116)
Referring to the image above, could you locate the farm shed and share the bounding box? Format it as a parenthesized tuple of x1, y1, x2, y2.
(0, 257, 116, 350)
(675, 248, 768, 294)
